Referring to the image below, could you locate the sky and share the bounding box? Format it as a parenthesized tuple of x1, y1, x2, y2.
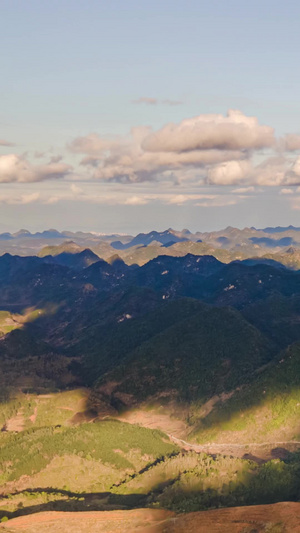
(1, 0, 300, 233)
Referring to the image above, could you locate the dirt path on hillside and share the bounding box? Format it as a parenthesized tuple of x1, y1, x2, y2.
(168, 434, 300, 461)
(2, 502, 300, 532)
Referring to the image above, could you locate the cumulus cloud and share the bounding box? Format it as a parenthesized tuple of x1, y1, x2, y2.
(67, 110, 280, 186)
(66, 110, 300, 188)
(251, 157, 287, 186)
(0, 154, 72, 183)
(142, 109, 275, 152)
(250, 157, 300, 187)
(70, 129, 245, 184)
(207, 160, 252, 185)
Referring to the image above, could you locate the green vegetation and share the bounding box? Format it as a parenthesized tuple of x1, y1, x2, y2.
(151, 453, 300, 512)
(1, 447, 300, 518)
(0, 420, 177, 486)
(192, 342, 300, 443)
(90, 299, 273, 407)
(0, 389, 88, 430)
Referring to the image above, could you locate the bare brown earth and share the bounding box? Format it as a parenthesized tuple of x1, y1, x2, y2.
(4, 409, 24, 433)
(0, 509, 172, 533)
(118, 409, 188, 439)
(1, 502, 300, 532)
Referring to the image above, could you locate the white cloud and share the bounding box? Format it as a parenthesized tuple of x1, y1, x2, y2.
(123, 195, 149, 205)
(207, 160, 251, 185)
(167, 194, 195, 205)
(142, 109, 275, 152)
(0, 154, 72, 183)
(68, 110, 278, 186)
(70, 132, 245, 184)
(5, 109, 300, 192)
(252, 157, 289, 186)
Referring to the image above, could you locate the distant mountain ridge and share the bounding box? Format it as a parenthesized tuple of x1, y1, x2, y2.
(111, 229, 189, 249)
(258, 225, 300, 233)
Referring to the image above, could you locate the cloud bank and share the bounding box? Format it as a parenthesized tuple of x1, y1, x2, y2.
(2, 109, 300, 190)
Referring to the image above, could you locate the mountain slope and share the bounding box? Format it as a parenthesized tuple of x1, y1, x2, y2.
(191, 342, 300, 444)
(89, 299, 274, 410)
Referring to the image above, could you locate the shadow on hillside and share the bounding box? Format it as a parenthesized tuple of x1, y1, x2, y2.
(2, 451, 300, 520)
(0, 489, 147, 521)
(0, 301, 85, 395)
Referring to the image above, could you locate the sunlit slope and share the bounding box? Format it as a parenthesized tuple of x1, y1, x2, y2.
(0, 420, 177, 494)
(192, 342, 300, 444)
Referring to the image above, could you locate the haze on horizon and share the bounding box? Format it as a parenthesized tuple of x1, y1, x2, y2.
(1, 0, 300, 233)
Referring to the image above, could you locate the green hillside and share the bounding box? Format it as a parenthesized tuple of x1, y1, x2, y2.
(89, 299, 273, 410)
(192, 342, 300, 444)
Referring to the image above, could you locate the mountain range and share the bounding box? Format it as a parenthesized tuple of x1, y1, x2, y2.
(1, 228, 300, 523)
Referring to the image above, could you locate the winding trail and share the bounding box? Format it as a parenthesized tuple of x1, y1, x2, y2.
(167, 434, 300, 460)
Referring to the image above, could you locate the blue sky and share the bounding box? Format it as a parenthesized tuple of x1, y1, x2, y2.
(1, 0, 300, 233)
